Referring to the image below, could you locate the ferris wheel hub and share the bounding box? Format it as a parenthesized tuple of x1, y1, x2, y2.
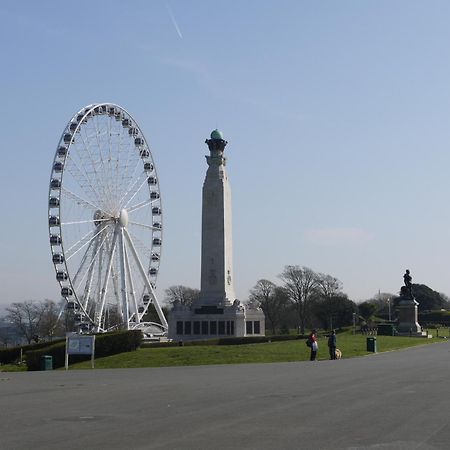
(93, 209, 107, 227)
(118, 209, 128, 228)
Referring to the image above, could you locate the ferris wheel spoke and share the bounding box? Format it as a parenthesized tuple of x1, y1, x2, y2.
(104, 117, 119, 212)
(125, 156, 145, 195)
(106, 116, 125, 211)
(74, 229, 111, 297)
(128, 220, 159, 232)
(116, 129, 134, 207)
(72, 245, 110, 323)
(119, 170, 147, 209)
(124, 229, 168, 329)
(65, 227, 106, 262)
(66, 149, 101, 209)
(89, 114, 114, 208)
(61, 218, 111, 226)
(68, 237, 95, 288)
(61, 187, 110, 216)
(127, 198, 153, 214)
(76, 126, 110, 212)
(64, 159, 103, 209)
(127, 230, 153, 259)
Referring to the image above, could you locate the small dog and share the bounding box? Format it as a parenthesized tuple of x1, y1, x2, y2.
(335, 348, 342, 359)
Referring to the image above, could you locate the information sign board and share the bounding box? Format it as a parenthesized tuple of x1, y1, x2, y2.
(65, 334, 96, 369)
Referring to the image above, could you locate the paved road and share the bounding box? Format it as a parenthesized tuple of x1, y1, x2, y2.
(1, 342, 450, 450)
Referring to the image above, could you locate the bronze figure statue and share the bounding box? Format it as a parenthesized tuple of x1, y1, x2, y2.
(401, 269, 413, 298)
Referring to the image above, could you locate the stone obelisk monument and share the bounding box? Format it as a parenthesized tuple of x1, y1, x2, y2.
(168, 130, 265, 341)
(199, 129, 235, 307)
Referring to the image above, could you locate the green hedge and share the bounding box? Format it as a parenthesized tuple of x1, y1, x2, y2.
(142, 334, 307, 349)
(25, 330, 143, 371)
(419, 310, 450, 326)
(0, 339, 65, 365)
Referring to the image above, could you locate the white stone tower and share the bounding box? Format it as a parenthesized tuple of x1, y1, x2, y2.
(168, 130, 265, 341)
(199, 129, 235, 306)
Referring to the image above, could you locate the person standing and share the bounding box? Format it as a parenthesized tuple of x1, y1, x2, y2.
(328, 330, 337, 360)
(309, 330, 318, 361)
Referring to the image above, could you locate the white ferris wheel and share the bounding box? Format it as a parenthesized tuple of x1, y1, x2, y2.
(48, 103, 168, 334)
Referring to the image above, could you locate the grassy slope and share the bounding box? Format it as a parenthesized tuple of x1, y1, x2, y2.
(70, 334, 445, 370)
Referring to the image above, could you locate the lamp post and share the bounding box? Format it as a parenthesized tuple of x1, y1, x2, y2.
(352, 312, 356, 335)
(387, 297, 391, 322)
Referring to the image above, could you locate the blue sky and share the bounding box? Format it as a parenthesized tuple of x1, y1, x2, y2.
(2, 0, 450, 309)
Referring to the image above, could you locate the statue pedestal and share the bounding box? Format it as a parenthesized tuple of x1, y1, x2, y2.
(396, 297, 425, 336)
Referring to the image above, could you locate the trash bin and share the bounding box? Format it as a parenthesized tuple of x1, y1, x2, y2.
(40, 355, 53, 371)
(366, 337, 377, 353)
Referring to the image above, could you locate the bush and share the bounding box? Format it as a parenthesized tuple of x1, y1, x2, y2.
(419, 310, 450, 326)
(141, 334, 307, 349)
(25, 330, 143, 371)
(0, 339, 65, 365)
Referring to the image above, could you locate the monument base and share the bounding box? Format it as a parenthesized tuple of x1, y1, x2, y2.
(397, 297, 423, 335)
(168, 302, 265, 341)
(396, 331, 429, 338)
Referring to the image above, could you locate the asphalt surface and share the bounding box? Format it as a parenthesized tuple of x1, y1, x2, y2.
(1, 341, 450, 450)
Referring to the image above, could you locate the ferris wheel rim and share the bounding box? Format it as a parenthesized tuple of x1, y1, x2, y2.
(48, 103, 166, 332)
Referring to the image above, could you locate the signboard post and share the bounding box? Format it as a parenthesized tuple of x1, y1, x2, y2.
(65, 334, 96, 370)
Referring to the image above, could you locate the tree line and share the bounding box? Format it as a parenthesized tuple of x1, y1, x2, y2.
(2, 268, 449, 346)
(164, 266, 358, 334)
(163, 267, 450, 334)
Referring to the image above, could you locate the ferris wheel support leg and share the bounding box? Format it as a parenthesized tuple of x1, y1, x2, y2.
(123, 240, 140, 325)
(56, 297, 67, 325)
(119, 229, 130, 329)
(81, 233, 101, 311)
(111, 265, 123, 322)
(124, 228, 168, 329)
(70, 236, 94, 287)
(96, 226, 119, 331)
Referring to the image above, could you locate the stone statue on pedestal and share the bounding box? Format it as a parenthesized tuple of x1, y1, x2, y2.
(397, 269, 424, 336)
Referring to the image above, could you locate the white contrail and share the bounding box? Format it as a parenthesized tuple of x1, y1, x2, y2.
(165, 1, 183, 39)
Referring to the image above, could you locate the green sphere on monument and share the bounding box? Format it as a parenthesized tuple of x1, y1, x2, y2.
(210, 129, 224, 140)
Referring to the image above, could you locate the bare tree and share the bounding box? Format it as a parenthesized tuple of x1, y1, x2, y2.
(279, 266, 319, 334)
(0, 320, 13, 347)
(5, 300, 64, 343)
(316, 274, 342, 298)
(6, 301, 45, 344)
(39, 300, 62, 339)
(248, 280, 288, 334)
(315, 273, 343, 330)
(165, 285, 200, 307)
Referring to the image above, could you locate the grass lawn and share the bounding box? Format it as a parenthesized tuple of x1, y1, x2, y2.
(69, 333, 444, 370)
(425, 327, 450, 338)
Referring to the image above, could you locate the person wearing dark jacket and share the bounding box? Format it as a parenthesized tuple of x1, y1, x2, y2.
(328, 330, 337, 360)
